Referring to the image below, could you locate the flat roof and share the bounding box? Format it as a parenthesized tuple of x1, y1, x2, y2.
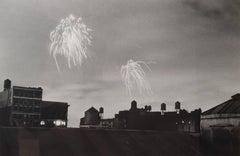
(13, 86, 42, 91)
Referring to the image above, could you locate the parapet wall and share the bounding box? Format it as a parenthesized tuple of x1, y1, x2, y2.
(200, 114, 240, 156)
(0, 127, 202, 156)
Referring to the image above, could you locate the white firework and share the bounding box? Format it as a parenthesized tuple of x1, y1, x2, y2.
(50, 14, 92, 72)
(121, 59, 152, 98)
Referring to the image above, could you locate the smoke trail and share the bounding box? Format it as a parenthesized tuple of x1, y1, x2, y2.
(121, 59, 152, 98)
(50, 14, 92, 72)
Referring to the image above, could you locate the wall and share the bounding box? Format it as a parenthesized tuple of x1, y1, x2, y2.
(200, 114, 240, 155)
(0, 90, 11, 108)
(84, 111, 100, 125)
(0, 127, 203, 156)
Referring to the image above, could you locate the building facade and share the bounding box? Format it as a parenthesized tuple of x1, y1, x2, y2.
(201, 94, 240, 142)
(80, 100, 201, 132)
(80, 107, 101, 127)
(0, 79, 69, 127)
(113, 101, 201, 132)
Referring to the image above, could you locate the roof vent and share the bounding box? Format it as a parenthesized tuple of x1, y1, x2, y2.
(231, 94, 240, 99)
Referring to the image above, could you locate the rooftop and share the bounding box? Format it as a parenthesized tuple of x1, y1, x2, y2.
(203, 93, 240, 115)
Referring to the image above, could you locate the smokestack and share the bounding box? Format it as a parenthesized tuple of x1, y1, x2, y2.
(175, 101, 181, 114)
(161, 103, 166, 115)
(4, 79, 11, 91)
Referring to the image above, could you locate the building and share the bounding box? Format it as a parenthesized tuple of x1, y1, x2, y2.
(100, 118, 114, 128)
(113, 100, 201, 132)
(80, 106, 114, 128)
(80, 100, 201, 132)
(11, 86, 43, 127)
(201, 93, 240, 142)
(41, 101, 69, 127)
(200, 93, 240, 155)
(80, 107, 101, 127)
(0, 79, 69, 127)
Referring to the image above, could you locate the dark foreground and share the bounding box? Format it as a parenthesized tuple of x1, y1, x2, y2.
(0, 127, 238, 156)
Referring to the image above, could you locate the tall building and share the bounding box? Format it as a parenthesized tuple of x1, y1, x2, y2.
(0, 79, 69, 127)
(11, 86, 43, 126)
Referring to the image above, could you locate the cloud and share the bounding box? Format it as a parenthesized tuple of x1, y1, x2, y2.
(183, 0, 240, 31)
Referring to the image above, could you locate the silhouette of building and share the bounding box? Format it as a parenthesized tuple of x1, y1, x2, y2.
(100, 118, 114, 128)
(0, 79, 69, 127)
(80, 100, 201, 132)
(41, 101, 69, 127)
(113, 100, 201, 132)
(201, 93, 240, 142)
(80, 107, 101, 127)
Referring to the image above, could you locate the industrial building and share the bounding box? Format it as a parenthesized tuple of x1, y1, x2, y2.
(0, 79, 69, 127)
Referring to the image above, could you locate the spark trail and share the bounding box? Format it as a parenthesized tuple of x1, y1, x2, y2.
(50, 14, 92, 72)
(121, 59, 152, 98)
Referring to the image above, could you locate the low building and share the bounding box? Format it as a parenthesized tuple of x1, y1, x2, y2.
(41, 101, 69, 127)
(80, 107, 101, 127)
(100, 118, 114, 128)
(201, 93, 240, 142)
(113, 100, 201, 132)
(79, 101, 201, 132)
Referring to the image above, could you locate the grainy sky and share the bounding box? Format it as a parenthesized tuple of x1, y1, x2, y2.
(0, 0, 240, 127)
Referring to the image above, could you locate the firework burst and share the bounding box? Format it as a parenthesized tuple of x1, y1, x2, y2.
(121, 59, 152, 98)
(50, 14, 92, 72)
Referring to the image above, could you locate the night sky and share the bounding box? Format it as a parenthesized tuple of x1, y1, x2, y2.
(0, 0, 240, 127)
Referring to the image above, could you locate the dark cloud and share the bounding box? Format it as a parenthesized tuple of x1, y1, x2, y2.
(184, 0, 240, 19)
(183, 0, 240, 32)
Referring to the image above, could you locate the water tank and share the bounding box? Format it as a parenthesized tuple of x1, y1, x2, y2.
(161, 103, 166, 111)
(4, 79, 11, 90)
(131, 100, 137, 110)
(175, 101, 181, 110)
(148, 105, 152, 111)
(144, 105, 152, 112)
(99, 107, 104, 114)
(144, 105, 148, 110)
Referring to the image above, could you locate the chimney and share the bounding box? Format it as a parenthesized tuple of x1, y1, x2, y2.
(4, 79, 11, 91)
